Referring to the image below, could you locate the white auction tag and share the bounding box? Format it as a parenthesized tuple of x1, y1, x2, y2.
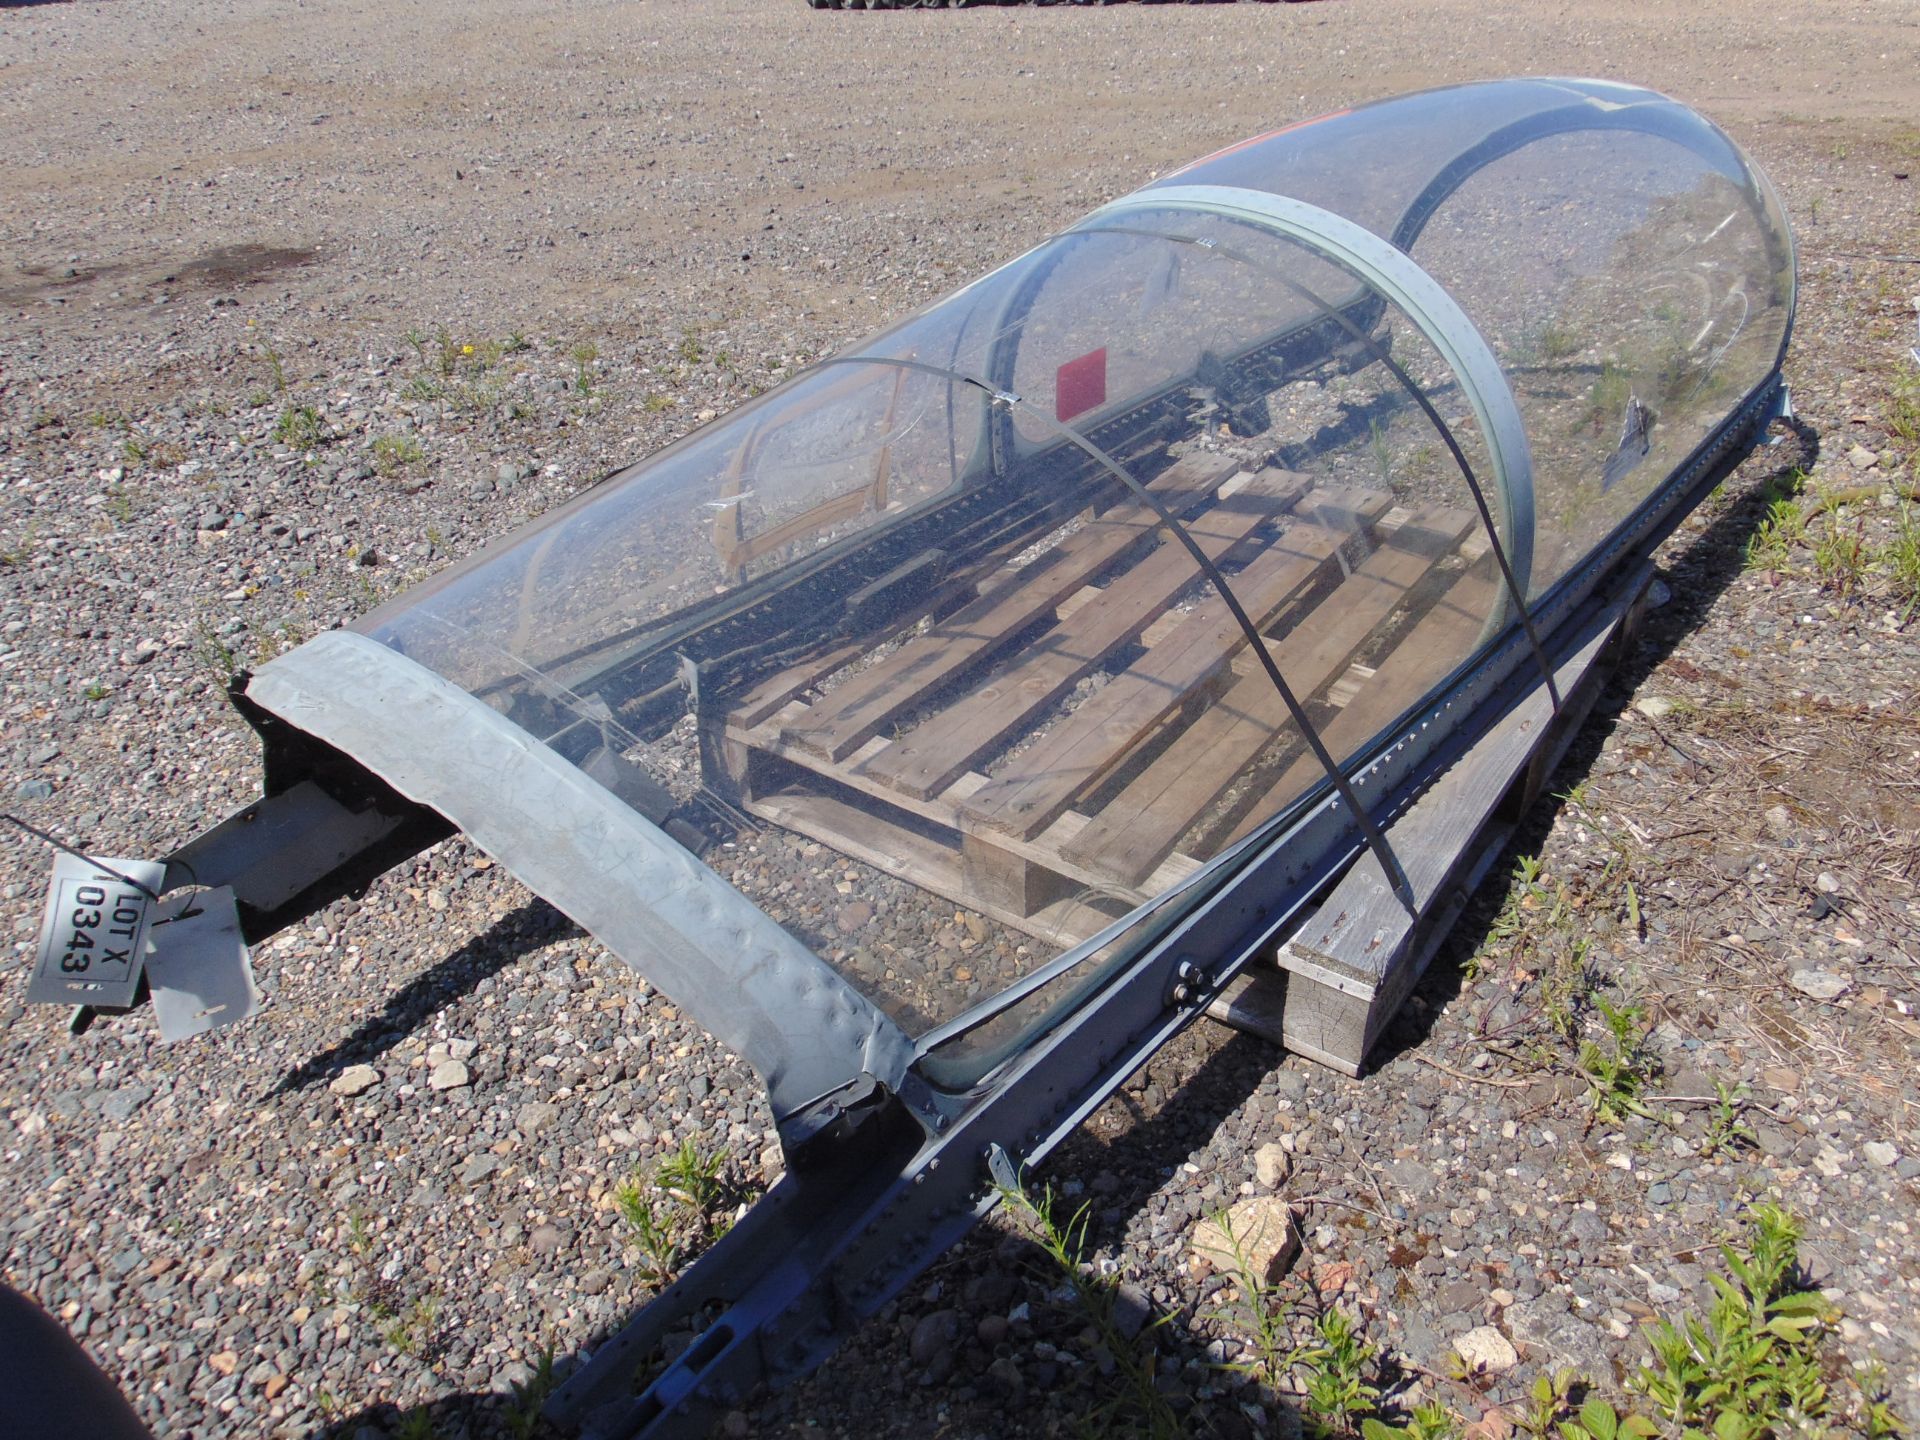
(26, 855, 165, 1009)
(144, 887, 260, 1042)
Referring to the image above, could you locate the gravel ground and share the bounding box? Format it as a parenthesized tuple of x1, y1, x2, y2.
(3, 1, 1917, 1437)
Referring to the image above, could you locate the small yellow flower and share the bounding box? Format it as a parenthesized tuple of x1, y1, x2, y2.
(462, 344, 474, 355)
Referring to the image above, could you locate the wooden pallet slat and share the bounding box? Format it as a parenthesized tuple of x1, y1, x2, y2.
(1222, 562, 1503, 849)
(857, 490, 1283, 801)
(776, 451, 1242, 763)
(1213, 563, 1655, 1075)
(1062, 506, 1475, 886)
(957, 484, 1391, 843)
(727, 639, 873, 730)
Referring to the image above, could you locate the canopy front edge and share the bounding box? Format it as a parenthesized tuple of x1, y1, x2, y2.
(244, 630, 918, 1142)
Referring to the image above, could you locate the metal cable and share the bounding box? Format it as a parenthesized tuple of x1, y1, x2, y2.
(813, 353, 1418, 914)
(1077, 223, 1562, 711)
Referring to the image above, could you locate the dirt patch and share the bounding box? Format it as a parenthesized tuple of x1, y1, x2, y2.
(166, 243, 318, 292)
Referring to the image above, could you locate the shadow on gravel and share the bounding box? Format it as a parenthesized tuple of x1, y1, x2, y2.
(269, 897, 578, 1097)
(1367, 415, 1823, 1072)
(795, 1027, 1317, 1439)
(304, 1032, 1308, 1440)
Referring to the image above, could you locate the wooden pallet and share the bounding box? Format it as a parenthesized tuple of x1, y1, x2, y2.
(703, 445, 1497, 943)
(1207, 561, 1656, 1075)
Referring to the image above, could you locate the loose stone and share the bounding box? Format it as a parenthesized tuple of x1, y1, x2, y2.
(328, 1065, 380, 1097)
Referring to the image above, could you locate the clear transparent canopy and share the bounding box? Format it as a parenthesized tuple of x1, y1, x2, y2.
(354, 78, 1792, 1068)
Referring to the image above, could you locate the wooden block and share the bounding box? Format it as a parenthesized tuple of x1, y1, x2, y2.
(1141, 851, 1204, 894)
(1205, 968, 1289, 1045)
(1055, 585, 1105, 622)
(1136, 610, 1188, 649)
(962, 831, 1064, 918)
(1244, 564, 1653, 1073)
(1228, 466, 1314, 508)
(1374, 505, 1415, 537)
(704, 727, 755, 799)
(1325, 663, 1376, 710)
(846, 735, 891, 767)
(1260, 967, 1369, 1077)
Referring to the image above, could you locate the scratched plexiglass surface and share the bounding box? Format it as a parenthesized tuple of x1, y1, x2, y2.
(929, 77, 1795, 1076)
(1152, 76, 1794, 601)
(357, 241, 1494, 1038)
(349, 78, 1792, 1062)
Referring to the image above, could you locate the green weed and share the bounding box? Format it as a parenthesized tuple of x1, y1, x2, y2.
(1884, 505, 1920, 623)
(275, 404, 325, 450)
(1483, 853, 1595, 1038)
(998, 1174, 1178, 1439)
(1204, 1205, 1296, 1390)
(505, 1346, 560, 1440)
(1889, 365, 1919, 452)
(371, 433, 426, 477)
(1521, 318, 1584, 365)
(1634, 1204, 1834, 1439)
(1812, 519, 1871, 600)
(1577, 995, 1655, 1127)
(570, 341, 600, 397)
(1369, 419, 1394, 485)
(1556, 1398, 1658, 1440)
(613, 1139, 735, 1287)
(1745, 493, 1806, 573)
(1363, 1401, 1461, 1440)
(1510, 1369, 1580, 1440)
(1584, 363, 1633, 435)
(382, 1294, 443, 1358)
(194, 620, 239, 682)
(613, 1184, 681, 1285)
(1700, 1080, 1760, 1157)
(1296, 1307, 1380, 1436)
(1856, 1362, 1903, 1440)
(656, 1136, 728, 1215)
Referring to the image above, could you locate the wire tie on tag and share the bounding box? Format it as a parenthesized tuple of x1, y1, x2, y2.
(2, 814, 165, 901)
